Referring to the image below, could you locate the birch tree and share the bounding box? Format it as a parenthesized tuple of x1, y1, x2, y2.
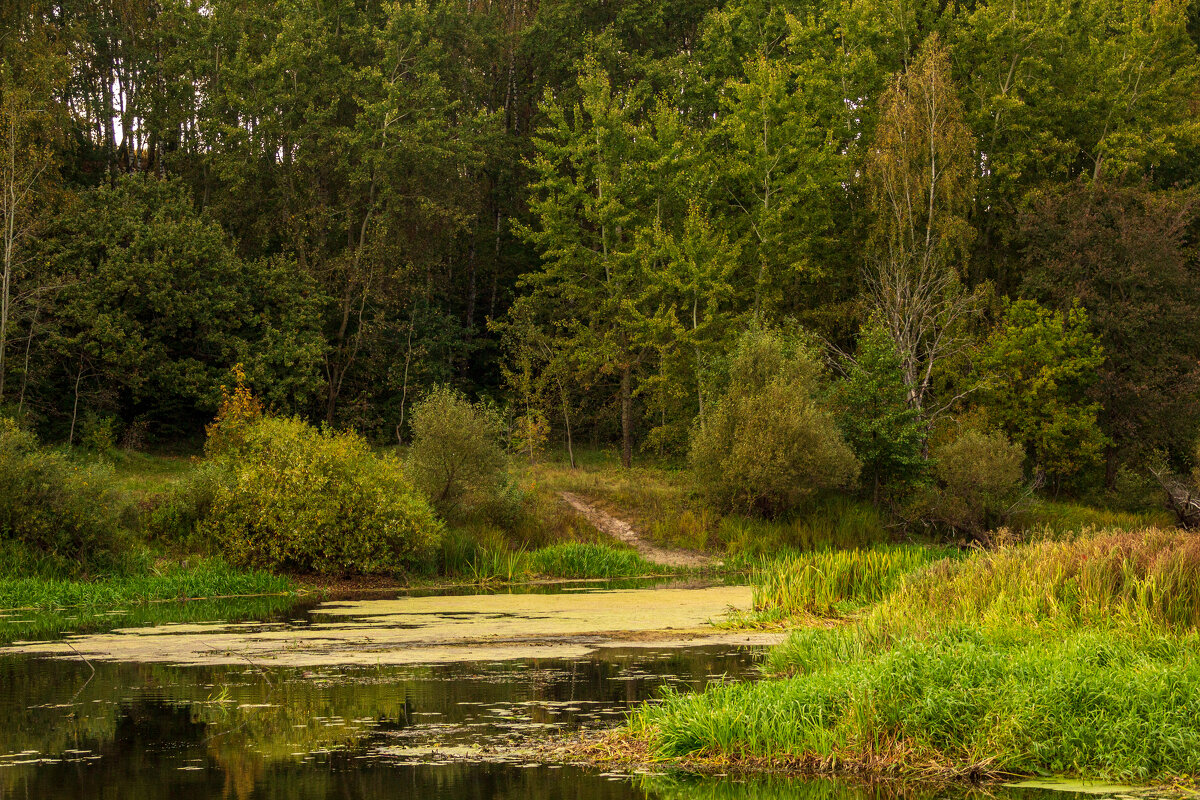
(865, 34, 977, 422)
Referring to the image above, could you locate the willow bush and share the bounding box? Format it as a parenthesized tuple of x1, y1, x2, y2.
(200, 416, 442, 575)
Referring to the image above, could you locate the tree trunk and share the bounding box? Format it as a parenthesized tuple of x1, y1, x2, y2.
(395, 311, 416, 446)
(16, 302, 36, 415)
(69, 354, 84, 447)
(620, 364, 632, 469)
(558, 378, 575, 469)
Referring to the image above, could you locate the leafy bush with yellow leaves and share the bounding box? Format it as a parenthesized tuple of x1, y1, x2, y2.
(200, 416, 442, 575)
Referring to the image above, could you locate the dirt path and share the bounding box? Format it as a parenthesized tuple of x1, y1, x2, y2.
(559, 492, 712, 569)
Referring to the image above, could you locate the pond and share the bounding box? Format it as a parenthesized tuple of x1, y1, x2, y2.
(0, 581, 1125, 800)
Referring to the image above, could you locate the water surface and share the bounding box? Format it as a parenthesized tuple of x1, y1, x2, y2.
(0, 583, 1127, 800)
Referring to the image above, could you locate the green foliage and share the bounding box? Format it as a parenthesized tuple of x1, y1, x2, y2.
(526, 542, 666, 578)
(977, 299, 1106, 485)
(690, 328, 859, 515)
(750, 545, 951, 619)
(39, 175, 324, 435)
(200, 417, 442, 575)
(78, 410, 119, 453)
(926, 427, 1025, 536)
(406, 385, 506, 519)
(0, 418, 122, 574)
(140, 462, 225, 547)
(836, 321, 926, 501)
(1022, 182, 1200, 468)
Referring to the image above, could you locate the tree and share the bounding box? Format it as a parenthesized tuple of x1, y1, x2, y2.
(39, 176, 324, 436)
(0, 15, 64, 406)
(1021, 181, 1200, 479)
(516, 60, 673, 467)
(836, 320, 926, 504)
(865, 34, 978, 424)
(976, 299, 1106, 488)
(708, 53, 843, 317)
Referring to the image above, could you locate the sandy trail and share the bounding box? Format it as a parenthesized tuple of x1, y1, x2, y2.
(559, 492, 711, 569)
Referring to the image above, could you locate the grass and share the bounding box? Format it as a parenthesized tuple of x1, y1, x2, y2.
(0, 557, 294, 611)
(627, 526, 1200, 783)
(882, 527, 1200, 631)
(1018, 499, 1175, 538)
(0, 556, 300, 643)
(633, 625, 1200, 781)
(527, 542, 669, 578)
(0, 593, 302, 643)
(450, 539, 676, 584)
(106, 450, 194, 498)
(749, 545, 955, 619)
(526, 450, 896, 557)
(719, 498, 893, 557)
(524, 452, 709, 550)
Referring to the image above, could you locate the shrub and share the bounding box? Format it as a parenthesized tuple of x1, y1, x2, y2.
(690, 328, 859, 516)
(927, 428, 1025, 538)
(79, 410, 120, 453)
(0, 418, 123, 574)
(204, 363, 264, 457)
(141, 461, 225, 546)
(200, 416, 442, 575)
(836, 320, 926, 502)
(406, 385, 506, 519)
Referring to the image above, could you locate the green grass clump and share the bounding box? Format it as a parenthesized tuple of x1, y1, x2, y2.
(885, 527, 1200, 630)
(751, 545, 951, 618)
(1018, 500, 1174, 538)
(634, 626, 1200, 780)
(0, 558, 293, 611)
(633, 527, 1200, 782)
(526, 542, 667, 579)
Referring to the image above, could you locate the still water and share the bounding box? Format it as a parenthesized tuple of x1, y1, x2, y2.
(0, 585, 1105, 800)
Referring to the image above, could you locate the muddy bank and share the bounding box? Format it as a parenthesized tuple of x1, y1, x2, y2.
(4, 584, 782, 666)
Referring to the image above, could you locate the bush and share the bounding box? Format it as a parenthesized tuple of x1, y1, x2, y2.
(200, 416, 442, 575)
(406, 385, 506, 519)
(0, 418, 123, 574)
(141, 461, 225, 546)
(924, 428, 1025, 538)
(79, 410, 120, 453)
(836, 320, 926, 502)
(690, 328, 859, 516)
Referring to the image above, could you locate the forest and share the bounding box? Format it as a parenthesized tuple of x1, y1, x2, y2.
(7, 1, 1200, 792)
(3, 0, 1198, 507)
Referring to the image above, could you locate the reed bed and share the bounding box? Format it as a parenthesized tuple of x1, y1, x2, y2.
(751, 546, 952, 617)
(886, 527, 1200, 631)
(0, 558, 293, 611)
(631, 526, 1200, 782)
